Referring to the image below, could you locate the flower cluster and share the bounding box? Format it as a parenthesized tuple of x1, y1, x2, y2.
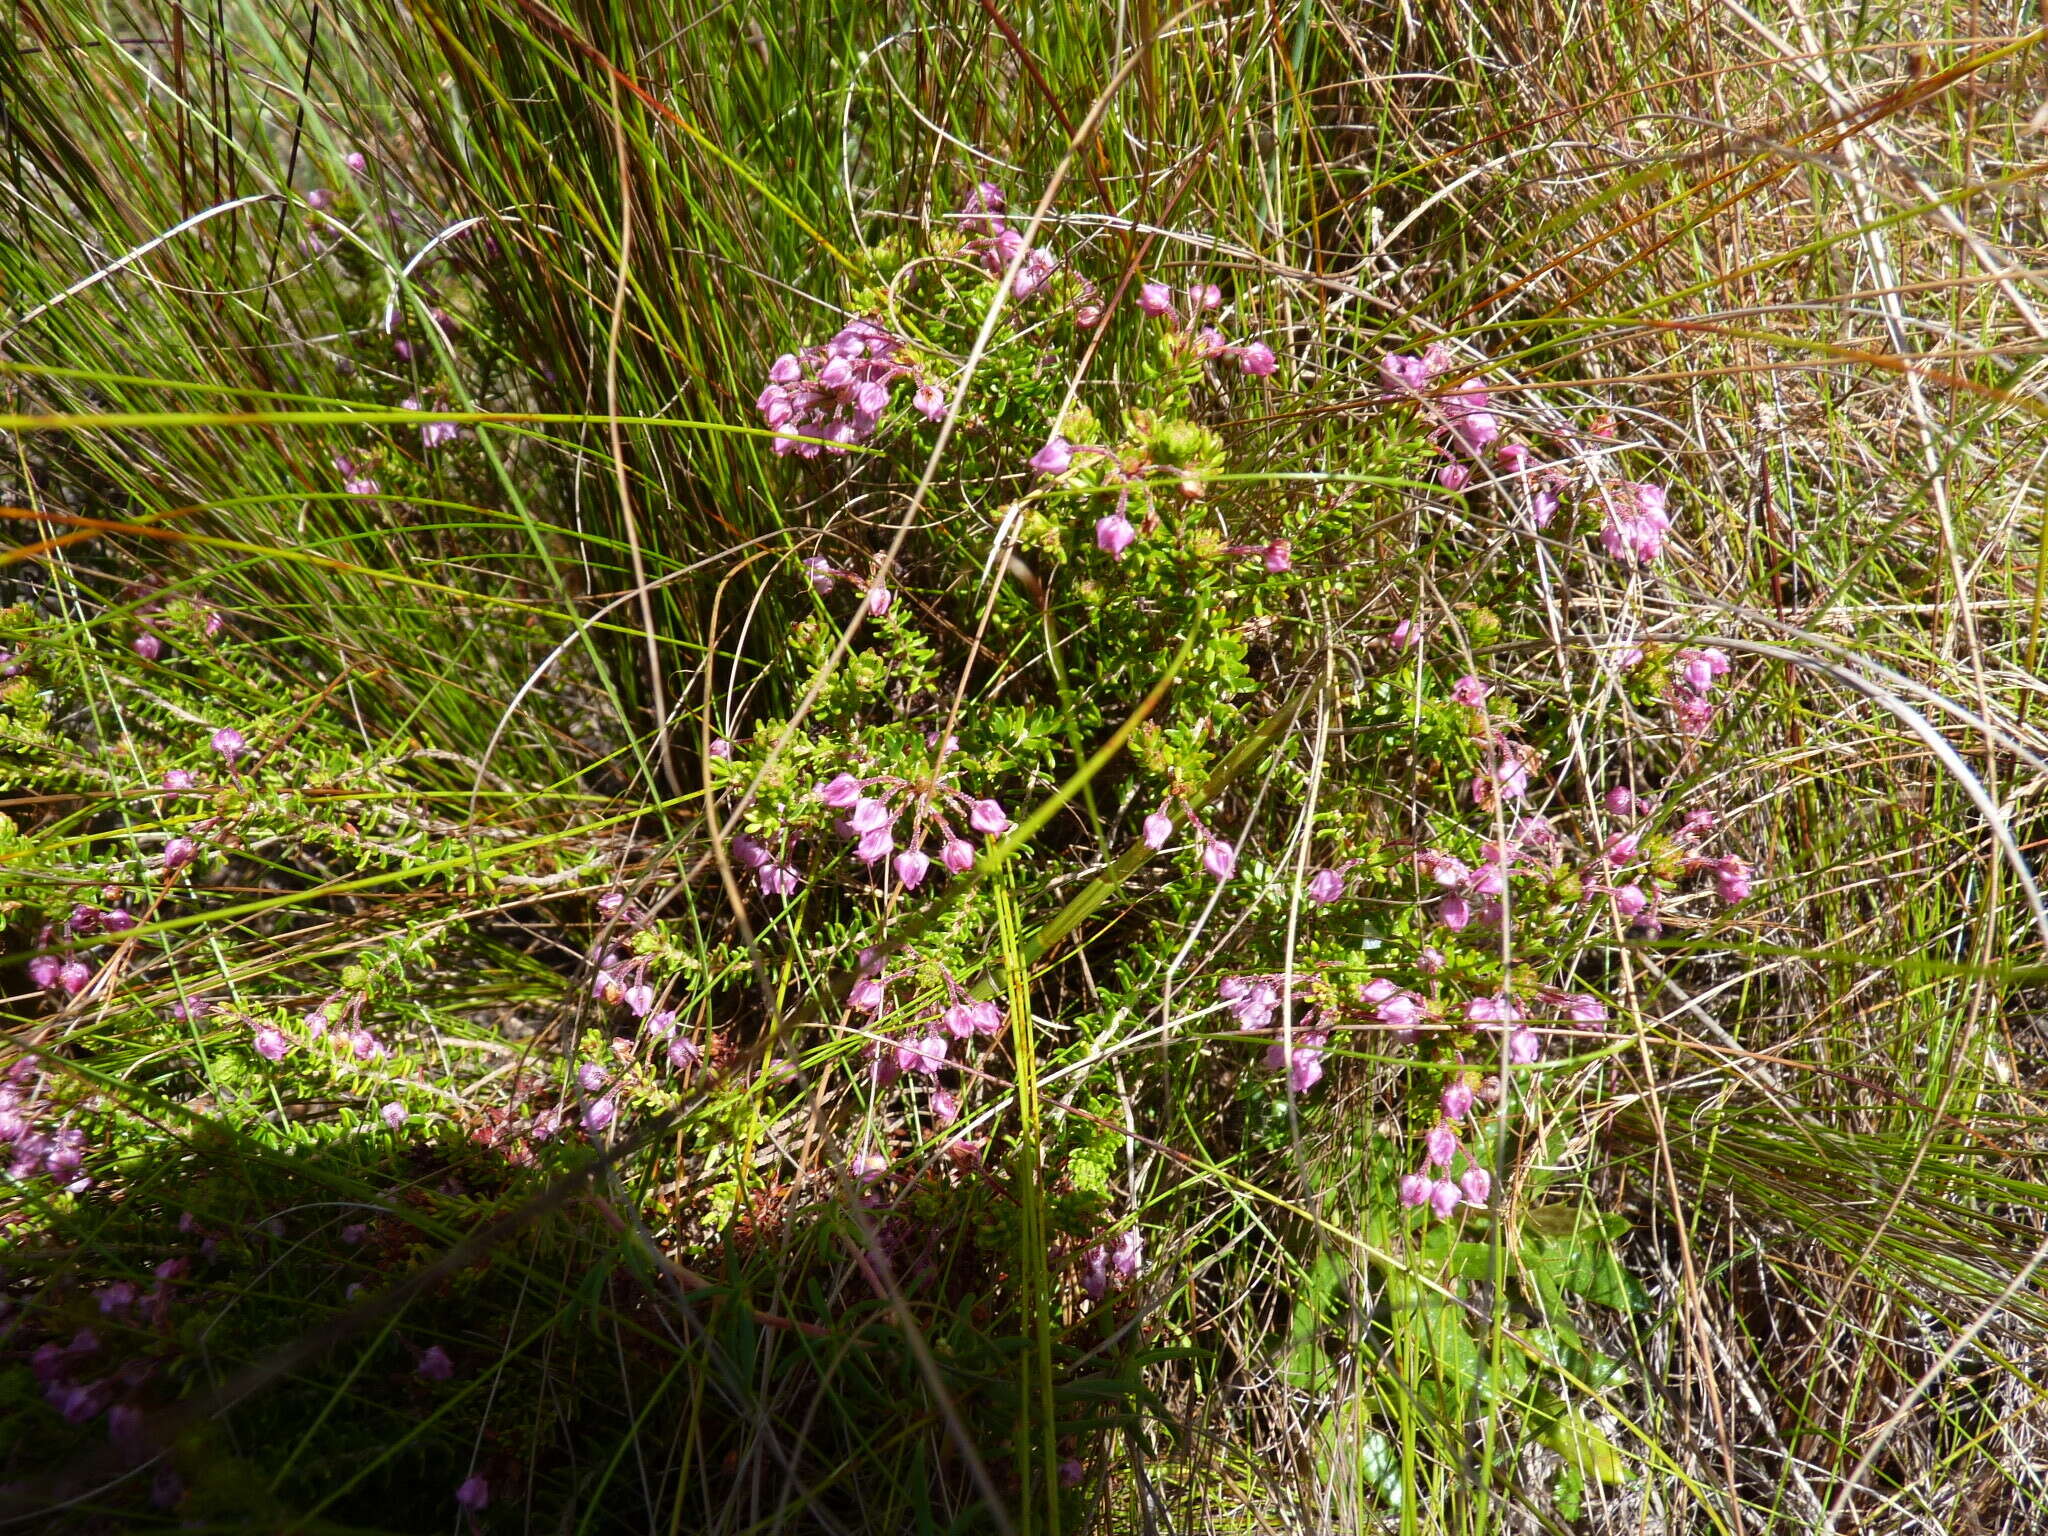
(817, 770, 1009, 890)
(1668, 646, 1733, 734)
(1216, 975, 1329, 1092)
(1134, 280, 1277, 375)
(850, 947, 1007, 1102)
(2, 1055, 91, 1191)
(1080, 1227, 1144, 1301)
(1141, 796, 1236, 881)
(757, 318, 945, 458)
(1381, 343, 1670, 556)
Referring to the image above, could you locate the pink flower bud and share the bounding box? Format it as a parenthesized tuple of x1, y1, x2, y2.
(161, 769, 197, 793)
(1437, 461, 1471, 492)
(57, 960, 91, 996)
(854, 826, 894, 864)
(1201, 839, 1236, 881)
(1096, 511, 1137, 558)
(818, 773, 863, 808)
(894, 848, 931, 889)
(345, 151, 368, 174)
(866, 582, 893, 617)
(967, 799, 1010, 836)
(932, 1089, 960, 1126)
(28, 955, 60, 990)
(1603, 785, 1638, 816)
(163, 837, 197, 872)
(940, 837, 976, 874)
(1390, 618, 1420, 647)
(132, 633, 162, 661)
(1142, 811, 1173, 849)
(1029, 438, 1073, 476)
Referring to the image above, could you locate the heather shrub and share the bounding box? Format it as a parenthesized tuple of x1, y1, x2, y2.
(5, 4, 2047, 1533)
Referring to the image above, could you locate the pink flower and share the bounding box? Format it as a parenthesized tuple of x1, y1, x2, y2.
(1458, 1166, 1492, 1205)
(932, 1089, 960, 1126)
(1190, 283, 1222, 310)
(1142, 811, 1173, 849)
(162, 768, 198, 793)
(1424, 1122, 1459, 1167)
(1712, 856, 1753, 904)
(941, 1003, 979, 1038)
(1611, 884, 1649, 919)
(1201, 839, 1236, 880)
(1506, 1027, 1542, 1065)
(1496, 443, 1532, 475)
(132, 633, 162, 662)
(1603, 785, 1639, 816)
(1437, 461, 1471, 492)
(967, 798, 1011, 836)
(578, 1062, 609, 1092)
(1029, 438, 1074, 476)
(1375, 991, 1424, 1031)
(1678, 647, 1731, 695)
(1441, 1080, 1475, 1120)
(913, 382, 947, 421)
(1451, 674, 1489, 707)
(848, 977, 886, 1014)
(210, 727, 247, 763)
(252, 1027, 291, 1062)
(894, 1033, 948, 1077)
(381, 1101, 408, 1129)
(1137, 281, 1173, 316)
(1390, 618, 1419, 647)
(1096, 511, 1137, 558)
(1601, 481, 1673, 563)
(1428, 1178, 1463, 1220)
(666, 1037, 701, 1071)
(866, 582, 893, 617)
(1465, 994, 1523, 1026)
(854, 825, 895, 864)
(894, 848, 931, 889)
(456, 1476, 489, 1512)
(583, 1097, 616, 1131)
(624, 983, 656, 1016)
(850, 1151, 889, 1184)
(1398, 1172, 1430, 1207)
(1238, 341, 1277, 376)
(418, 1345, 454, 1381)
(57, 959, 91, 996)
(1604, 833, 1641, 867)
(1261, 540, 1292, 573)
(941, 837, 976, 874)
(1306, 868, 1344, 905)
(1558, 994, 1608, 1026)
(707, 737, 733, 760)
(758, 863, 799, 897)
(1438, 894, 1472, 930)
